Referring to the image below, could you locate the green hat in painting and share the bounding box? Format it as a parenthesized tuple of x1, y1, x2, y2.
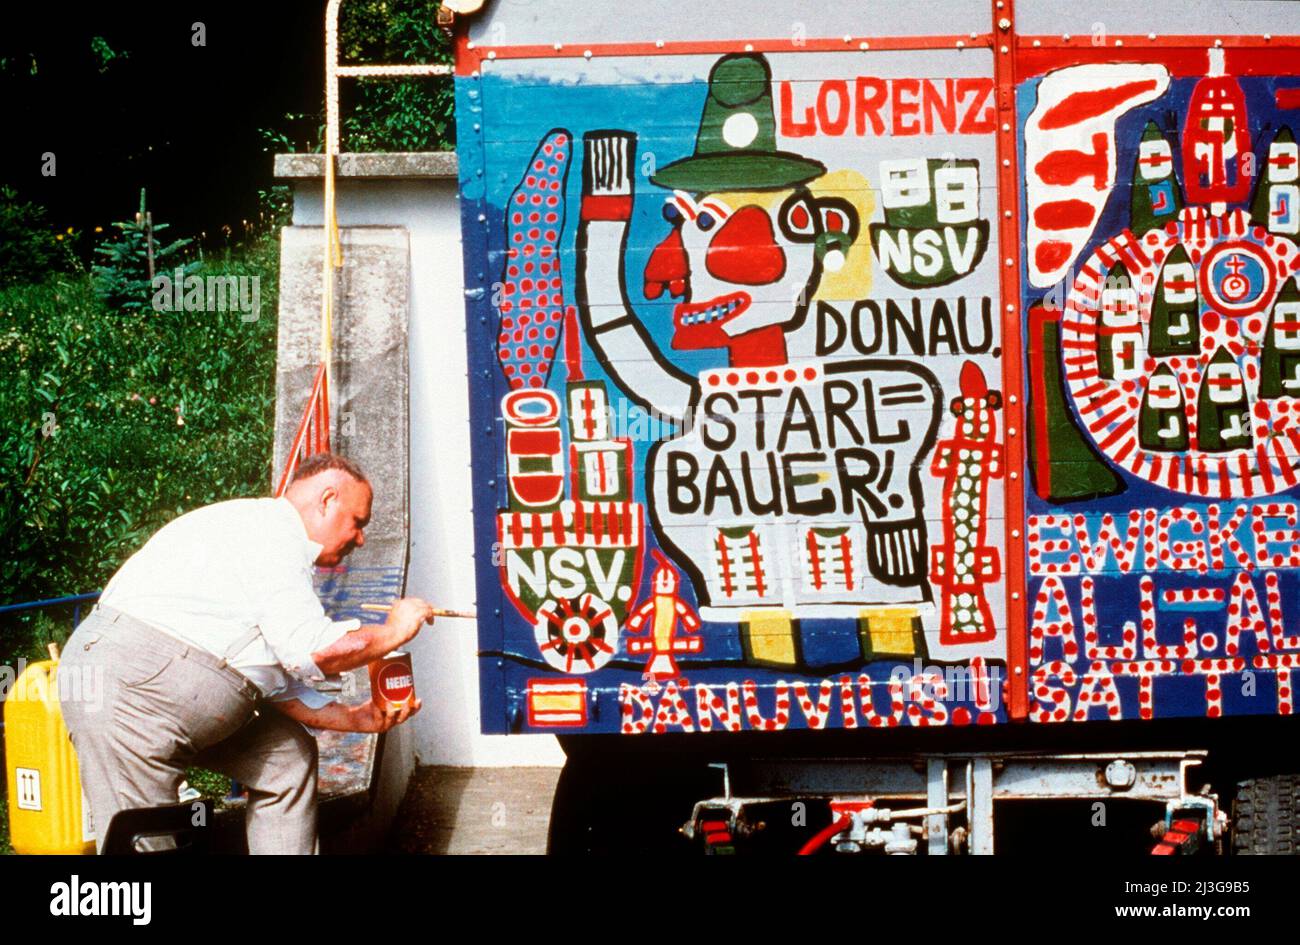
(651, 53, 826, 193)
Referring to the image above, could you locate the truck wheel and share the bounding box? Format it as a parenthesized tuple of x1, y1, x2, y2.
(547, 753, 711, 854)
(1232, 775, 1300, 855)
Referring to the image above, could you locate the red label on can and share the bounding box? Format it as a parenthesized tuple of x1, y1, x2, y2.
(371, 653, 414, 708)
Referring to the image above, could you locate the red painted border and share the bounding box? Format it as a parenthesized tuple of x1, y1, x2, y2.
(1017, 36, 1300, 80)
(993, 0, 1030, 721)
(455, 34, 995, 76)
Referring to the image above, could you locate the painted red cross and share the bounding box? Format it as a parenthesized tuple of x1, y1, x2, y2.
(1270, 151, 1297, 170)
(1140, 151, 1171, 169)
(1165, 276, 1196, 293)
(1224, 254, 1248, 277)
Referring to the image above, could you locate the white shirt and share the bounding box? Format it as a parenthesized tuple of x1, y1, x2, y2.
(100, 497, 359, 708)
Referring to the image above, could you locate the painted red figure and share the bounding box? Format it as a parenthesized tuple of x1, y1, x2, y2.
(625, 550, 702, 687)
(1182, 75, 1251, 206)
(929, 361, 1003, 645)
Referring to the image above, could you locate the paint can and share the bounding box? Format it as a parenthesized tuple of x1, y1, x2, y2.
(369, 651, 415, 712)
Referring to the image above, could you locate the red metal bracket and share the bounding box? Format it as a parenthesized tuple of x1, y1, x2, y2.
(275, 362, 331, 497)
(993, 0, 1030, 721)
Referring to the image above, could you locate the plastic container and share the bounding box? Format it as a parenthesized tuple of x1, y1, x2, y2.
(3, 644, 94, 854)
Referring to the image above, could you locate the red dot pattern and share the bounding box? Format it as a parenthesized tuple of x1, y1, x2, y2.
(1072, 662, 1123, 722)
(905, 675, 950, 726)
(1031, 662, 1078, 723)
(651, 680, 694, 733)
(792, 680, 836, 730)
(620, 682, 655, 734)
(1059, 207, 1300, 498)
(498, 130, 572, 390)
(743, 681, 791, 731)
(839, 675, 859, 729)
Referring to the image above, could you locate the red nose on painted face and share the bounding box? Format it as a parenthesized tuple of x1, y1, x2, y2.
(644, 228, 689, 300)
(706, 206, 786, 286)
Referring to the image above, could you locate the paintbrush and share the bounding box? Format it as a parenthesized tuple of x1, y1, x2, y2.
(360, 603, 477, 619)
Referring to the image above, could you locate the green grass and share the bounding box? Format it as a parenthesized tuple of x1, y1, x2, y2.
(186, 767, 232, 804)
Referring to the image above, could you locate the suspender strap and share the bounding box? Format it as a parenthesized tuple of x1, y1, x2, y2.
(223, 626, 262, 663)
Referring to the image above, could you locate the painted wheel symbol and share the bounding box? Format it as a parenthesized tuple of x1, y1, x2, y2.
(1061, 218, 1300, 498)
(534, 594, 617, 674)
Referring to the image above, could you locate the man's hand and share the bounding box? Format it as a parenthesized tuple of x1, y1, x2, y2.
(271, 696, 423, 733)
(355, 696, 423, 733)
(311, 596, 436, 676)
(385, 597, 437, 648)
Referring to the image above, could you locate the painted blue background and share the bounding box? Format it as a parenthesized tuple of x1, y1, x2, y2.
(458, 67, 1002, 734)
(1017, 73, 1300, 723)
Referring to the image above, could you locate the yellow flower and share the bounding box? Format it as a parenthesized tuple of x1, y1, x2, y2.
(55, 235, 63, 241)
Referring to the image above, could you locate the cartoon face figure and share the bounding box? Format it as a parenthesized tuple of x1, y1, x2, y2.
(1140, 366, 1189, 451)
(643, 188, 854, 358)
(1099, 266, 1141, 379)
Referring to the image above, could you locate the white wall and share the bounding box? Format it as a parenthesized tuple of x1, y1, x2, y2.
(291, 174, 564, 767)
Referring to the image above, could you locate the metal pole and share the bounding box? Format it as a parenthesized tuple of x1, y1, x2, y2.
(926, 759, 950, 855)
(322, 0, 343, 425)
(967, 758, 995, 855)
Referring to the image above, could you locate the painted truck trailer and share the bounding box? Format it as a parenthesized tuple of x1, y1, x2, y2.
(451, 0, 1300, 853)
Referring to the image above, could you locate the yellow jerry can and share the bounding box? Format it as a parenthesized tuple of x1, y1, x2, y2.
(3, 644, 94, 854)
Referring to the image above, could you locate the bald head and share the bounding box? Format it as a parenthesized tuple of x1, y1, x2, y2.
(285, 459, 372, 567)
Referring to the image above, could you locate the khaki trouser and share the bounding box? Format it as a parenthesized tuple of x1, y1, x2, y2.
(59, 605, 318, 854)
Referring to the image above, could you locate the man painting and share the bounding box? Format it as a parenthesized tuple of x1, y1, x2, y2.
(59, 453, 435, 854)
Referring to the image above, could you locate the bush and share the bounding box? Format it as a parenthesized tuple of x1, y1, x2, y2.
(0, 234, 280, 665)
(0, 185, 65, 288)
(341, 0, 455, 152)
(262, 0, 454, 154)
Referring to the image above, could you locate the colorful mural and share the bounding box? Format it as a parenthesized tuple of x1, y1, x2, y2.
(1023, 48, 1300, 723)
(461, 46, 1006, 734)
(458, 27, 1300, 734)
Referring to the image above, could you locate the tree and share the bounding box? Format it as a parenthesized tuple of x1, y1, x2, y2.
(92, 189, 197, 313)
